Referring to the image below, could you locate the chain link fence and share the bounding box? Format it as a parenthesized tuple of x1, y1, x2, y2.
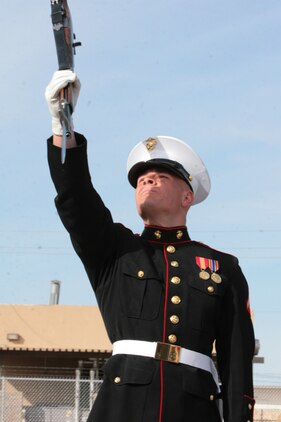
(0, 372, 102, 422)
(254, 386, 281, 422)
(255, 406, 281, 422)
(1, 373, 281, 421)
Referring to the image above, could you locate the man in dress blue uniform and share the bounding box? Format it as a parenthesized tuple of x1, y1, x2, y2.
(45, 70, 255, 422)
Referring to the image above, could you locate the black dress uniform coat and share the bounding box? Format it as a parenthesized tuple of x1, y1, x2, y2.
(48, 134, 255, 422)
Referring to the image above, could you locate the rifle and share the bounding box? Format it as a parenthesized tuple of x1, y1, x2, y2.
(50, 0, 81, 163)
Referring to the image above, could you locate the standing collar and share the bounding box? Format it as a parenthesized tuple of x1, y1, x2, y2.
(141, 225, 191, 243)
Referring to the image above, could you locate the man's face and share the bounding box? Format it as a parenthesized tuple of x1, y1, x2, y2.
(135, 168, 193, 224)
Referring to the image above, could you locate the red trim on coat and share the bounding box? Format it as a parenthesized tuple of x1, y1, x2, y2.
(162, 246, 170, 341)
(246, 298, 252, 316)
(146, 239, 192, 245)
(157, 246, 170, 422)
(144, 224, 187, 230)
(158, 361, 164, 422)
(244, 394, 256, 403)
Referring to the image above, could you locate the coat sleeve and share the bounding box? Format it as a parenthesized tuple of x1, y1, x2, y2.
(216, 257, 255, 422)
(47, 133, 118, 290)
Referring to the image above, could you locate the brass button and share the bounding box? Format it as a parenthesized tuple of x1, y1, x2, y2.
(154, 230, 162, 239)
(207, 286, 215, 294)
(171, 261, 179, 267)
(170, 315, 180, 324)
(210, 394, 215, 401)
(171, 296, 181, 305)
(176, 230, 183, 239)
(137, 270, 145, 278)
(114, 377, 121, 384)
(168, 334, 177, 344)
(171, 276, 181, 285)
(166, 245, 176, 253)
(248, 404, 253, 410)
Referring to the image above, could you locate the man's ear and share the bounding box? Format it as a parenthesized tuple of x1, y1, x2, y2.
(182, 189, 194, 208)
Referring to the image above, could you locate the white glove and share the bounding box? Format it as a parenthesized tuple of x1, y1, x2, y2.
(45, 70, 81, 135)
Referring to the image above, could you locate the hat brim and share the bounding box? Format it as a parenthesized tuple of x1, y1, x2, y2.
(128, 158, 193, 190)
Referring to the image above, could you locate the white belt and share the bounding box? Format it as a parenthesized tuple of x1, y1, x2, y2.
(112, 340, 220, 392)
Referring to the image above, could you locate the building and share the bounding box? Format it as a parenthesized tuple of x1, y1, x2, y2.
(0, 304, 112, 377)
(0, 304, 112, 421)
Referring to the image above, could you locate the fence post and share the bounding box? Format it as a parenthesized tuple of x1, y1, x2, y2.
(1, 377, 5, 422)
(89, 370, 94, 410)
(75, 369, 80, 422)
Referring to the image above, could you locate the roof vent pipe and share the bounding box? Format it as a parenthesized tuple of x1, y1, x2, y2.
(49, 280, 61, 305)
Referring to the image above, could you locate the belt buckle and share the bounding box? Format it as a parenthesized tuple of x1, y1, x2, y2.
(155, 342, 181, 364)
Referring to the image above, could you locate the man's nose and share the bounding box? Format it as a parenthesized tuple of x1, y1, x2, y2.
(143, 175, 156, 184)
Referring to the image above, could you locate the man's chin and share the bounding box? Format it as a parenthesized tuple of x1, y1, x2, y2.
(137, 201, 158, 220)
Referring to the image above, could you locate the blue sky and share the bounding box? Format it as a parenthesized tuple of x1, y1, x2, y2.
(1, 1, 280, 385)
